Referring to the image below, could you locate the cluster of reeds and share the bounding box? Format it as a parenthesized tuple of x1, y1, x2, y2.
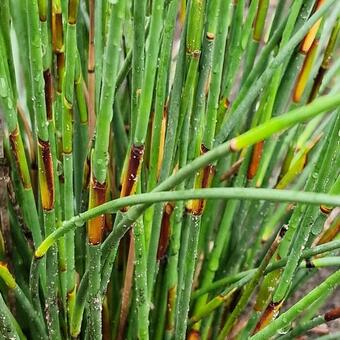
(0, 0, 339, 339)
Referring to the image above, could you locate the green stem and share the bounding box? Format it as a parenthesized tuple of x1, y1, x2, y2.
(44, 210, 61, 338)
(87, 244, 102, 339)
(0, 293, 20, 340)
(36, 188, 340, 258)
(63, 0, 79, 315)
(217, 227, 284, 339)
(134, 0, 164, 145)
(251, 270, 340, 340)
(93, 0, 125, 184)
(189, 239, 340, 299)
(191, 256, 340, 323)
(130, 0, 147, 139)
(202, 0, 231, 150)
(133, 218, 149, 340)
(231, 93, 340, 150)
(278, 306, 340, 340)
(70, 272, 89, 337)
(216, 0, 337, 143)
(175, 214, 201, 339)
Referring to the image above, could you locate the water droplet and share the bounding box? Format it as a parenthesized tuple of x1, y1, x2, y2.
(75, 220, 85, 227)
(0, 77, 7, 98)
(277, 324, 291, 335)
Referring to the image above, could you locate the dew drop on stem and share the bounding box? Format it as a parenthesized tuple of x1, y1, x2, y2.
(0, 78, 7, 97)
(75, 220, 85, 227)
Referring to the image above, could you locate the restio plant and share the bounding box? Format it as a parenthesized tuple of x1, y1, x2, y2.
(0, 0, 339, 339)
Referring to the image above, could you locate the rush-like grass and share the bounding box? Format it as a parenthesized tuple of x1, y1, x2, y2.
(0, 0, 339, 339)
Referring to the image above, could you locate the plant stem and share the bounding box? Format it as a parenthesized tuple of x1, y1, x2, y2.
(36, 188, 340, 258)
(251, 270, 340, 340)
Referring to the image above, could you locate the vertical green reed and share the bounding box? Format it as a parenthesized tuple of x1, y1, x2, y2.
(25, 0, 61, 337)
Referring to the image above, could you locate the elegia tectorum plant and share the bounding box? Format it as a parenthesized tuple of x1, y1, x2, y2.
(0, 0, 339, 339)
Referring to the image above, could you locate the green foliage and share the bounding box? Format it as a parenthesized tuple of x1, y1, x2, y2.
(0, 0, 339, 339)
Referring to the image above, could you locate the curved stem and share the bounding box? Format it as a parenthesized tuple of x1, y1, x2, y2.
(35, 188, 340, 257)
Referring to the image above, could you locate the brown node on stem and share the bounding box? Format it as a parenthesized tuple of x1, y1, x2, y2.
(223, 97, 230, 109)
(43, 69, 53, 121)
(38, 7, 47, 23)
(308, 66, 326, 102)
(52, 11, 63, 54)
(320, 205, 332, 215)
(247, 141, 264, 180)
(279, 224, 288, 239)
(59, 173, 65, 184)
(305, 258, 315, 268)
(56, 53, 65, 94)
(67, 286, 76, 305)
(88, 59, 95, 73)
(68, 0, 78, 25)
(253, 300, 283, 333)
(88, 176, 106, 245)
(120, 144, 144, 205)
(325, 307, 340, 322)
(0, 261, 8, 269)
(157, 203, 174, 261)
(192, 49, 201, 60)
(34, 250, 44, 260)
(186, 145, 215, 216)
(200, 144, 209, 155)
(38, 138, 54, 211)
(58, 261, 67, 273)
(229, 139, 239, 152)
(286, 204, 296, 214)
(187, 329, 201, 340)
(9, 127, 31, 189)
(206, 32, 215, 41)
